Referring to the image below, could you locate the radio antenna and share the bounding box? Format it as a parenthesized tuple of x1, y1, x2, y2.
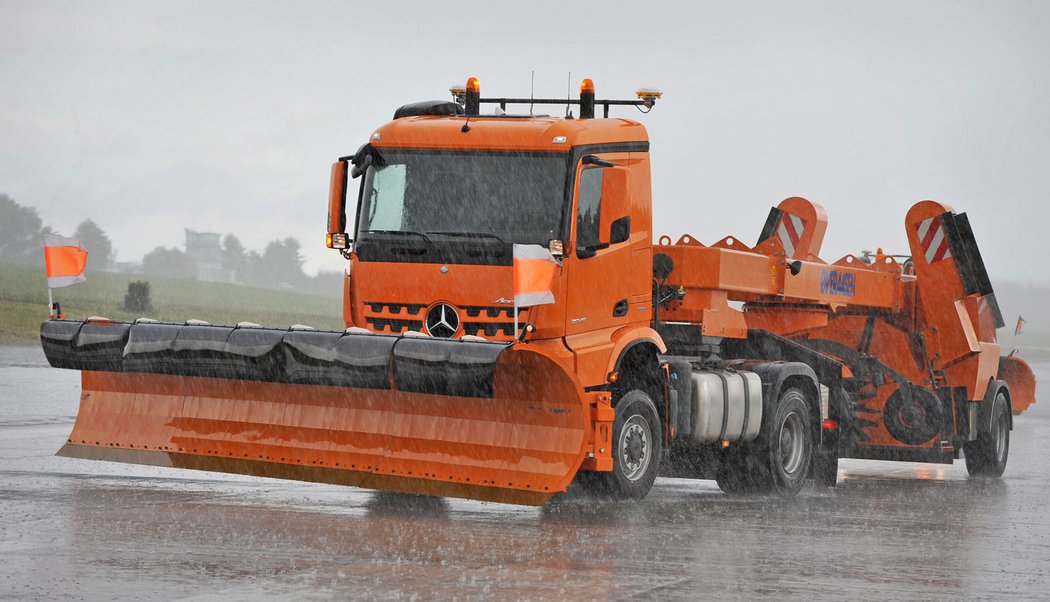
(530, 70, 535, 115)
(565, 71, 572, 118)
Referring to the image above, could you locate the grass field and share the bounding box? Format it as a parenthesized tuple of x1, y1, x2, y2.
(2, 260, 1047, 364)
(0, 262, 344, 345)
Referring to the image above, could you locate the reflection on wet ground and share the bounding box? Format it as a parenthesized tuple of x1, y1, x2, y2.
(1, 346, 1047, 599)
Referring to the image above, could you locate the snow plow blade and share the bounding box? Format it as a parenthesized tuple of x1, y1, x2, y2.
(41, 319, 591, 505)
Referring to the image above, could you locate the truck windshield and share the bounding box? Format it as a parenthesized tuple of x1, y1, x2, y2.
(356, 150, 567, 247)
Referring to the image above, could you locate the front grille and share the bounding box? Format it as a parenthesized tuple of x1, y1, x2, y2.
(366, 302, 426, 315)
(461, 306, 515, 319)
(463, 322, 515, 337)
(366, 317, 424, 333)
(362, 301, 524, 339)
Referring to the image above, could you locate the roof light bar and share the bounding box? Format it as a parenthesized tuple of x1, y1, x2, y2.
(451, 75, 661, 118)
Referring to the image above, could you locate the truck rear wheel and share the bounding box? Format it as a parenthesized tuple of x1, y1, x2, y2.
(763, 388, 813, 495)
(717, 387, 813, 496)
(965, 391, 1009, 478)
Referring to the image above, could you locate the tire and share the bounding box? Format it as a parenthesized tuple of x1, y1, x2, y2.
(600, 389, 662, 501)
(965, 391, 1010, 478)
(761, 388, 813, 496)
(716, 387, 813, 497)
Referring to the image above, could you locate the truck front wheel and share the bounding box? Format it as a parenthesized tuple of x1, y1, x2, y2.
(606, 390, 662, 500)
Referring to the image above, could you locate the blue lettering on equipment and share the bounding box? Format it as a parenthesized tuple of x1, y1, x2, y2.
(820, 270, 856, 297)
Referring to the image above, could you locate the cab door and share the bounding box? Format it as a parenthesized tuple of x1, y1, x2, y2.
(564, 155, 635, 337)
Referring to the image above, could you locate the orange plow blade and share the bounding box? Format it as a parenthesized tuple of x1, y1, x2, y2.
(45, 320, 590, 505)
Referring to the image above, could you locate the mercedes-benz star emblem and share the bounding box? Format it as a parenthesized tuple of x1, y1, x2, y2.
(425, 303, 460, 338)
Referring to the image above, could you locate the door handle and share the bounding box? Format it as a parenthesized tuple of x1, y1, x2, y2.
(613, 299, 629, 317)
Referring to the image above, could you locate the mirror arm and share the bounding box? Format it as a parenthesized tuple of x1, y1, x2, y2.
(350, 155, 372, 179)
(350, 144, 384, 179)
(576, 242, 609, 259)
(582, 155, 617, 168)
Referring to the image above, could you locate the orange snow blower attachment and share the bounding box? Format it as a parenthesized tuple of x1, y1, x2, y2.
(901, 200, 1036, 409)
(41, 319, 592, 505)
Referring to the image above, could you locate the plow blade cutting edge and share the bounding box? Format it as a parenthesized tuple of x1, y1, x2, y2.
(41, 319, 591, 505)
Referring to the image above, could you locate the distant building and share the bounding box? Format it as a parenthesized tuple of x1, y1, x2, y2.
(109, 261, 142, 275)
(184, 229, 235, 283)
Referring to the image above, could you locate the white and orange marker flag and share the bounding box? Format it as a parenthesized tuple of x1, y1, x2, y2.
(1015, 315, 1027, 337)
(513, 244, 558, 308)
(512, 243, 559, 339)
(43, 234, 89, 288)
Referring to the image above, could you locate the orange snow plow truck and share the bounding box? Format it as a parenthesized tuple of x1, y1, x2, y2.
(41, 78, 1037, 505)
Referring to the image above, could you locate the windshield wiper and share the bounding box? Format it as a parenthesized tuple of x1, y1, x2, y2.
(426, 231, 507, 245)
(360, 230, 432, 244)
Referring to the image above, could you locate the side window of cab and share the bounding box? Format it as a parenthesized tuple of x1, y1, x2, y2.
(576, 167, 603, 251)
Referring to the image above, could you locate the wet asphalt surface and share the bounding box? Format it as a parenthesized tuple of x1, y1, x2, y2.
(1, 346, 1047, 600)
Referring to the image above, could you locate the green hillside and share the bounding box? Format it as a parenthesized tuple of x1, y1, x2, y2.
(0, 262, 344, 344)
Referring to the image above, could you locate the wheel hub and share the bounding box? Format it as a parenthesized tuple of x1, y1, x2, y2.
(619, 416, 651, 481)
(626, 430, 644, 464)
(779, 411, 805, 476)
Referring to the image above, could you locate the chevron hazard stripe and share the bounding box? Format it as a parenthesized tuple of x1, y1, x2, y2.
(777, 212, 806, 258)
(917, 216, 952, 264)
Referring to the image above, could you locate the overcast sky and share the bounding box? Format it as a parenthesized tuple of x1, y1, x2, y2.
(2, 1, 1048, 283)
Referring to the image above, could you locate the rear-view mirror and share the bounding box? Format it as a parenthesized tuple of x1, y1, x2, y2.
(327, 160, 348, 248)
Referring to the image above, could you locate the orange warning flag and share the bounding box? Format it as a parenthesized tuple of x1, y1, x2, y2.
(513, 244, 558, 307)
(1015, 315, 1026, 336)
(43, 234, 88, 288)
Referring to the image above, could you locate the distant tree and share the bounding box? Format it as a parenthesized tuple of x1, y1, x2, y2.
(260, 237, 307, 287)
(142, 247, 197, 279)
(241, 249, 266, 286)
(0, 193, 47, 265)
(74, 219, 114, 270)
(221, 234, 250, 282)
